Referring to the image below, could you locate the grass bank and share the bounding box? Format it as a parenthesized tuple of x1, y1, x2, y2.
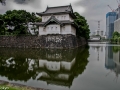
(0, 85, 33, 90)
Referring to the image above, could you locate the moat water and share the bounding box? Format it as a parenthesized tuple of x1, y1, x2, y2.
(0, 43, 120, 90)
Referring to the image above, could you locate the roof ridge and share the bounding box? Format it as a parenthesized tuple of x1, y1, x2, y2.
(47, 5, 71, 8)
(43, 15, 63, 27)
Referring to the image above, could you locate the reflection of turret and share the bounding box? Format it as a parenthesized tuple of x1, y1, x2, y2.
(36, 49, 77, 87)
(37, 71, 74, 87)
(39, 58, 75, 71)
(36, 47, 89, 87)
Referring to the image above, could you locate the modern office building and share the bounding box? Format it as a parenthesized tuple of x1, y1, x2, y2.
(106, 12, 117, 39)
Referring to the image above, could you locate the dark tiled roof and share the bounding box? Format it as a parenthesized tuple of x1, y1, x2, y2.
(44, 5, 72, 13)
(32, 15, 78, 28)
(36, 5, 76, 18)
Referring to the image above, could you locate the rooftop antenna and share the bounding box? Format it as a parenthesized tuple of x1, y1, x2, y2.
(116, 0, 120, 7)
(107, 5, 115, 12)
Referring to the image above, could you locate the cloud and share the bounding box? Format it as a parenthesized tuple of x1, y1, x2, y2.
(0, 0, 119, 34)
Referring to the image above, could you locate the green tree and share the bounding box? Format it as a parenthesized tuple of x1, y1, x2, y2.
(0, 15, 6, 35)
(0, 10, 41, 35)
(112, 31, 120, 38)
(74, 12, 90, 40)
(0, 0, 5, 5)
(111, 31, 120, 43)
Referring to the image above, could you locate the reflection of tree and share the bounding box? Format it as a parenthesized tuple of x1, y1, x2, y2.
(0, 46, 89, 86)
(73, 45, 89, 76)
(37, 46, 89, 87)
(0, 55, 38, 81)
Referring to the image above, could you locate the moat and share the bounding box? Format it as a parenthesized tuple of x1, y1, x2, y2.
(0, 43, 120, 90)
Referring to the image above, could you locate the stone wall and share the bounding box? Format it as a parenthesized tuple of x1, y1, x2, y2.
(0, 34, 86, 48)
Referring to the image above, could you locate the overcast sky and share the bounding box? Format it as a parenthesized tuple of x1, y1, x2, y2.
(0, 0, 119, 34)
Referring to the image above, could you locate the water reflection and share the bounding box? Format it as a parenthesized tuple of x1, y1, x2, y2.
(105, 46, 116, 69)
(91, 46, 104, 61)
(91, 45, 120, 77)
(0, 46, 89, 88)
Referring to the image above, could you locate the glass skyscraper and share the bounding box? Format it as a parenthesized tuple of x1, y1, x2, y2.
(106, 12, 117, 39)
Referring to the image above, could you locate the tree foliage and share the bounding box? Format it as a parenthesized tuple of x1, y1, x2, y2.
(0, 0, 5, 5)
(74, 12, 90, 40)
(0, 10, 41, 35)
(111, 31, 120, 43)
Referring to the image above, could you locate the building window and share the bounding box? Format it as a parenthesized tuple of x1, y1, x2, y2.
(61, 16, 63, 20)
(63, 27, 65, 30)
(43, 27, 45, 31)
(51, 27, 53, 30)
(64, 16, 66, 19)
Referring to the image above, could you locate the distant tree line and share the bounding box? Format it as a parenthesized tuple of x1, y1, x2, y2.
(0, 10, 41, 35)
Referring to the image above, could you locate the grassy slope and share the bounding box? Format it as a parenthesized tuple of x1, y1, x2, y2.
(0, 85, 33, 90)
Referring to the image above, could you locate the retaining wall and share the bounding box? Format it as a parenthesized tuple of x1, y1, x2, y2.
(0, 34, 86, 48)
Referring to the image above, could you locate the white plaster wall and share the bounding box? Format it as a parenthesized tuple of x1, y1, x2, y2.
(61, 58, 75, 70)
(114, 18, 120, 33)
(39, 25, 76, 36)
(41, 72, 50, 78)
(39, 59, 47, 67)
(42, 16, 51, 22)
(39, 25, 60, 35)
(61, 25, 71, 34)
(71, 58, 76, 66)
(69, 16, 74, 22)
(61, 61, 71, 70)
(42, 14, 73, 22)
(46, 61, 60, 71)
(46, 25, 60, 34)
(71, 26, 76, 36)
(39, 27, 47, 35)
(55, 14, 69, 21)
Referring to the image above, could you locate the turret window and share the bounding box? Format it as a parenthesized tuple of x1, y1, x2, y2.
(64, 16, 66, 19)
(61, 16, 63, 20)
(51, 27, 53, 30)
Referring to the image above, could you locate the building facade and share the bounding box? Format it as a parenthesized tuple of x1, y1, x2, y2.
(106, 12, 116, 39)
(114, 18, 120, 33)
(114, 7, 120, 33)
(36, 5, 77, 36)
